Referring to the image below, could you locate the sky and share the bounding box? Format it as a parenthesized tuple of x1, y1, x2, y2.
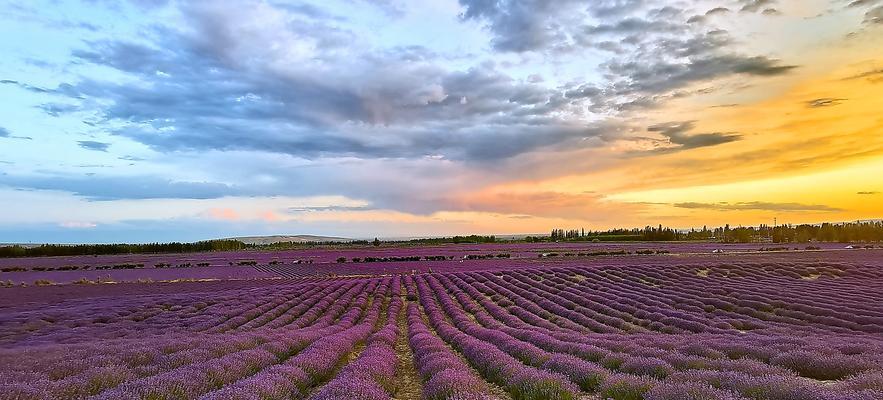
(0, 0, 881, 243)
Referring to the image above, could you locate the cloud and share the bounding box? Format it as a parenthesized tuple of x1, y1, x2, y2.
(674, 201, 843, 212)
(208, 208, 240, 221)
(456, 0, 798, 112)
(739, 0, 777, 13)
(44, 3, 603, 163)
(585, 17, 685, 35)
(863, 5, 883, 25)
(586, 33, 797, 112)
(0, 79, 54, 94)
(59, 221, 98, 229)
(78, 140, 111, 152)
(287, 205, 374, 213)
(457, 0, 577, 52)
(19, 0, 798, 167)
(0, 126, 33, 140)
(807, 98, 847, 108)
(845, 0, 883, 24)
(864, 5, 883, 23)
(0, 174, 243, 200)
(646, 121, 742, 151)
(38, 102, 80, 117)
(843, 68, 883, 81)
(846, 0, 881, 6)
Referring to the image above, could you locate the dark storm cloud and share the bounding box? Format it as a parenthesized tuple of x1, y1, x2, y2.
(647, 121, 742, 151)
(674, 201, 843, 212)
(77, 141, 111, 152)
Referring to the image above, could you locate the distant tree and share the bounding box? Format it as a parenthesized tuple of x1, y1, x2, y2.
(372, 237, 381, 247)
(540, 221, 883, 244)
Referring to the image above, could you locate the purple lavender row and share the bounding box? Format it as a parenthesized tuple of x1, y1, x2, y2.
(448, 270, 883, 398)
(563, 266, 883, 334)
(197, 278, 386, 399)
(403, 298, 496, 400)
(201, 283, 334, 333)
(474, 271, 616, 334)
(90, 279, 382, 399)
(0, 282, 348, 386)
(428, 273, 625, 395)
(442, 273, 611, 392)
(502, 270, 728, 334)
(487, 265, 883, 336)
(415, 274, 581, 400)
(447, 273, 802, 398)
(585, 264, 883, 329)
(221, 285, 326, 332)
(464, 270, 883, 377)
(309, 278, 403, 400)
(0, 282, 309, 345)
(2, 279, 379, 399)
(0, 283, 318, 367)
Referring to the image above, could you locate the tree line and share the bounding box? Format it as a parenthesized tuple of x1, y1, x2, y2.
(541, 221, 883, 243)
(0, 240, 248, 258)
(405, 235, 497, 245)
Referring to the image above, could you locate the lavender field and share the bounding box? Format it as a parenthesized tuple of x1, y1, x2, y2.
(0, 241, 866, 285)
(2, 245, 883, 399)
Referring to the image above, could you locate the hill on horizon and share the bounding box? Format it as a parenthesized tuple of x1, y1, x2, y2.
(226, 235, 353, 245)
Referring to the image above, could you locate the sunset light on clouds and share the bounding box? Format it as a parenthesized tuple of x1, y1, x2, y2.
(0, 0, 881, 242)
